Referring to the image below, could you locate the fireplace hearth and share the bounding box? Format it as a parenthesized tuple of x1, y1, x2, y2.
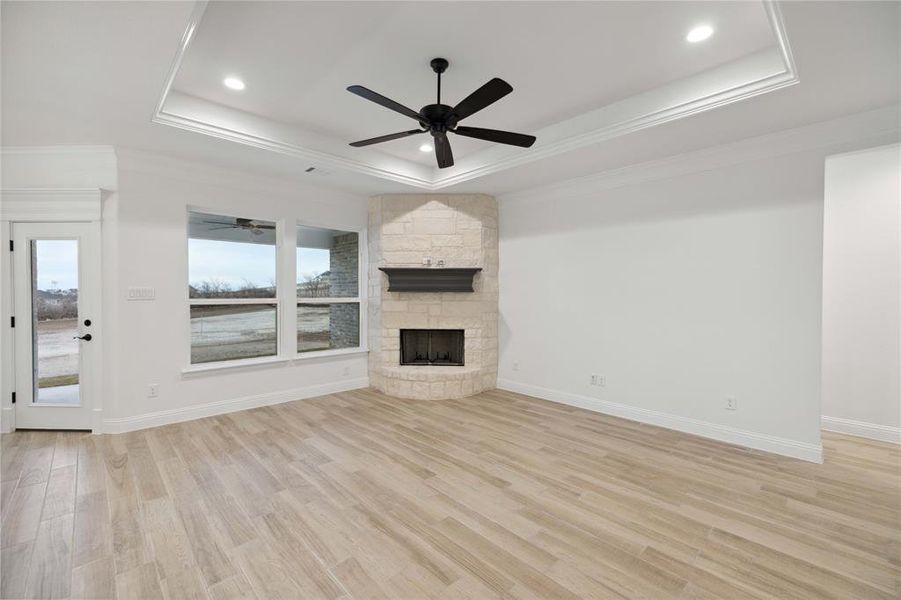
(400, 329, 464, 366)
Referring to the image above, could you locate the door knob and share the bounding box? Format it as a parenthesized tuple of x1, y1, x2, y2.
(74, 334, 92, 341)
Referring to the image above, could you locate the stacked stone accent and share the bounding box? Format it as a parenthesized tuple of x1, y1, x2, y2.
(368, 194, 498, 400)
(328, 232, 360, 348)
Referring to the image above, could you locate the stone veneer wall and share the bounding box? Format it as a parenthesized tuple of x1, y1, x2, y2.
(368, 194, 498, 400)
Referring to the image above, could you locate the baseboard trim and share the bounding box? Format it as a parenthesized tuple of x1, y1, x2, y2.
(497, 379, 823, 463)
(821, 416, 901, 444)
(1, 406, 13, 434)
(102, 378, 369, 434)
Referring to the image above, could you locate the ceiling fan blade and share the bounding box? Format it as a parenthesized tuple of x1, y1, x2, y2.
(347, 85, 424, 123)
(449, 78, 513, 125)
(452, 126, 536, 148)
(349, 129, 426, 147)
(434, 132, 454, 169)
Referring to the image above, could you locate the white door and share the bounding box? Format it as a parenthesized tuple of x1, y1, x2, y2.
(12, 222, 99, 430)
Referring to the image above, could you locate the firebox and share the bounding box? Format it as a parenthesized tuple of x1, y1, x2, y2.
(400, 329, 464, 366)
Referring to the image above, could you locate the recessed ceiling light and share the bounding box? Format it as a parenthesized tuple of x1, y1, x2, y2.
(419, 143, 433, 153)
(686, 24, 713, 43)
(223, 77, 246, 91)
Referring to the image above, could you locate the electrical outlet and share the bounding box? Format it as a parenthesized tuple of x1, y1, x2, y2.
(513, 361, 520, 372)
(590, 374, 598, 386)
(725, 397, 737, 410)
(147, 384, 159, 398)
(597, 375, 606, 387)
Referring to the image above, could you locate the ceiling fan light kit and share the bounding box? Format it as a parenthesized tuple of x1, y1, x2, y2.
(347, 58, 536, 168)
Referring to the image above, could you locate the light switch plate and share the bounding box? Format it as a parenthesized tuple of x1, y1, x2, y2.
(127, 287, 155, 301)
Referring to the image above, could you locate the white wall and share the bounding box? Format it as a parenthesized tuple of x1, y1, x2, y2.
(2, 147, 371, 433)
(496, 112, 900, 462)
(821, 144, 901, 443)
(1, 146, 118, 433)
(106, 151, 370, 429)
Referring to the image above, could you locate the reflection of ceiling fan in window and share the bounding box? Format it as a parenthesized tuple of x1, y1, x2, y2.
(202, 217, 275, 236)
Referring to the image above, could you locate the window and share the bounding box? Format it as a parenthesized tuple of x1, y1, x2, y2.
(297, 225, 361, 353)
(188, 211, 278, 364)
(185, 213, 364, 367)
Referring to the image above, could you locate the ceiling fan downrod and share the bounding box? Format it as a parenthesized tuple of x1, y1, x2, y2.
(431, 57, 448, 105)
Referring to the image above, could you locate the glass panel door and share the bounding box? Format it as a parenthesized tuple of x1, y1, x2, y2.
(32, 239, 81, 404)
(13, 222, 98, 430)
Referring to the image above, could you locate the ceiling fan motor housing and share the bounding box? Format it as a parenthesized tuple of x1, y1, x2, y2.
(420, 104, 453, 133)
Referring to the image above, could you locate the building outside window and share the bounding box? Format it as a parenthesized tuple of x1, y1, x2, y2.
(296, 225, 361, 353)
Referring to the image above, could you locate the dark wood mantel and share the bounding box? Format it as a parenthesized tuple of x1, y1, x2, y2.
(378, 267, 482, 292)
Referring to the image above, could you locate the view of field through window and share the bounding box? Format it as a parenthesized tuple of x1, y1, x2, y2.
(32, 239, 80, 404)
(187, 214, 361, 364)
(188, 212, 279, 364)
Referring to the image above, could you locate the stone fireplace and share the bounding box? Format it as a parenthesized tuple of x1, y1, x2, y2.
(368, 194, 498, 400)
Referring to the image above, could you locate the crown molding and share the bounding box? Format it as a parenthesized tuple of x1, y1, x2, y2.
(499, 105, 901, 202)
(151, 0, 431, 191)
(153, 0, 208, 120)
(0, 188, 104, 222)
(113, 147, 367, 203)
(153, 1, 799, 191)
(1, 145, 116, 156)
(1, 145, 118, 190)
(434, 1, 799, 189)
(151, 110, 435, 190)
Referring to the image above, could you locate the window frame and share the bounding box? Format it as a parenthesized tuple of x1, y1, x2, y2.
(182, 209, 368, 373)
(294, 219, 367, 358)
(185, 207, 283, 369)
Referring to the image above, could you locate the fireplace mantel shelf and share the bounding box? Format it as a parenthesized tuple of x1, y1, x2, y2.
(379, 267, 482, 293)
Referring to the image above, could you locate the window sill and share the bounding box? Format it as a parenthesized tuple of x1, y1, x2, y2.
(181, 348, 369, 375)
(181, 356, 291, 376)
(294, 347, 369, 360)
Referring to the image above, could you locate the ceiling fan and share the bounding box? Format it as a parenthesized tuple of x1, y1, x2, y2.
(347, 58, 536, 169)
(202, 217, 275, 236)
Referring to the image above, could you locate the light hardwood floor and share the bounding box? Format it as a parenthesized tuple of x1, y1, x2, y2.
(1, 388, 899, 599)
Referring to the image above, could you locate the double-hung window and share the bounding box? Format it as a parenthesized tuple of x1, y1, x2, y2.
(296, 225, 361, 353)
(188, 211, 278, 365)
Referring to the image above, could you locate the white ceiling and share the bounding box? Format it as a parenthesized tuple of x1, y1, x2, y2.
(160, 0, 795, 188)
(2, 1, 899, 195)
(174, 1, 774, 167)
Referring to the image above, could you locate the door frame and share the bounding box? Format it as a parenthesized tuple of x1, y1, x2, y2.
(1, 188, 104, 433)
(12, 222, 99, 429)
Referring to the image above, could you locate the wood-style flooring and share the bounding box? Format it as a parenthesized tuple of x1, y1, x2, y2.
(1, 388, 899, 599)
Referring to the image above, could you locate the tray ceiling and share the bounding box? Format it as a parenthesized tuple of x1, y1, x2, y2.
(156, 1, 796, 190)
